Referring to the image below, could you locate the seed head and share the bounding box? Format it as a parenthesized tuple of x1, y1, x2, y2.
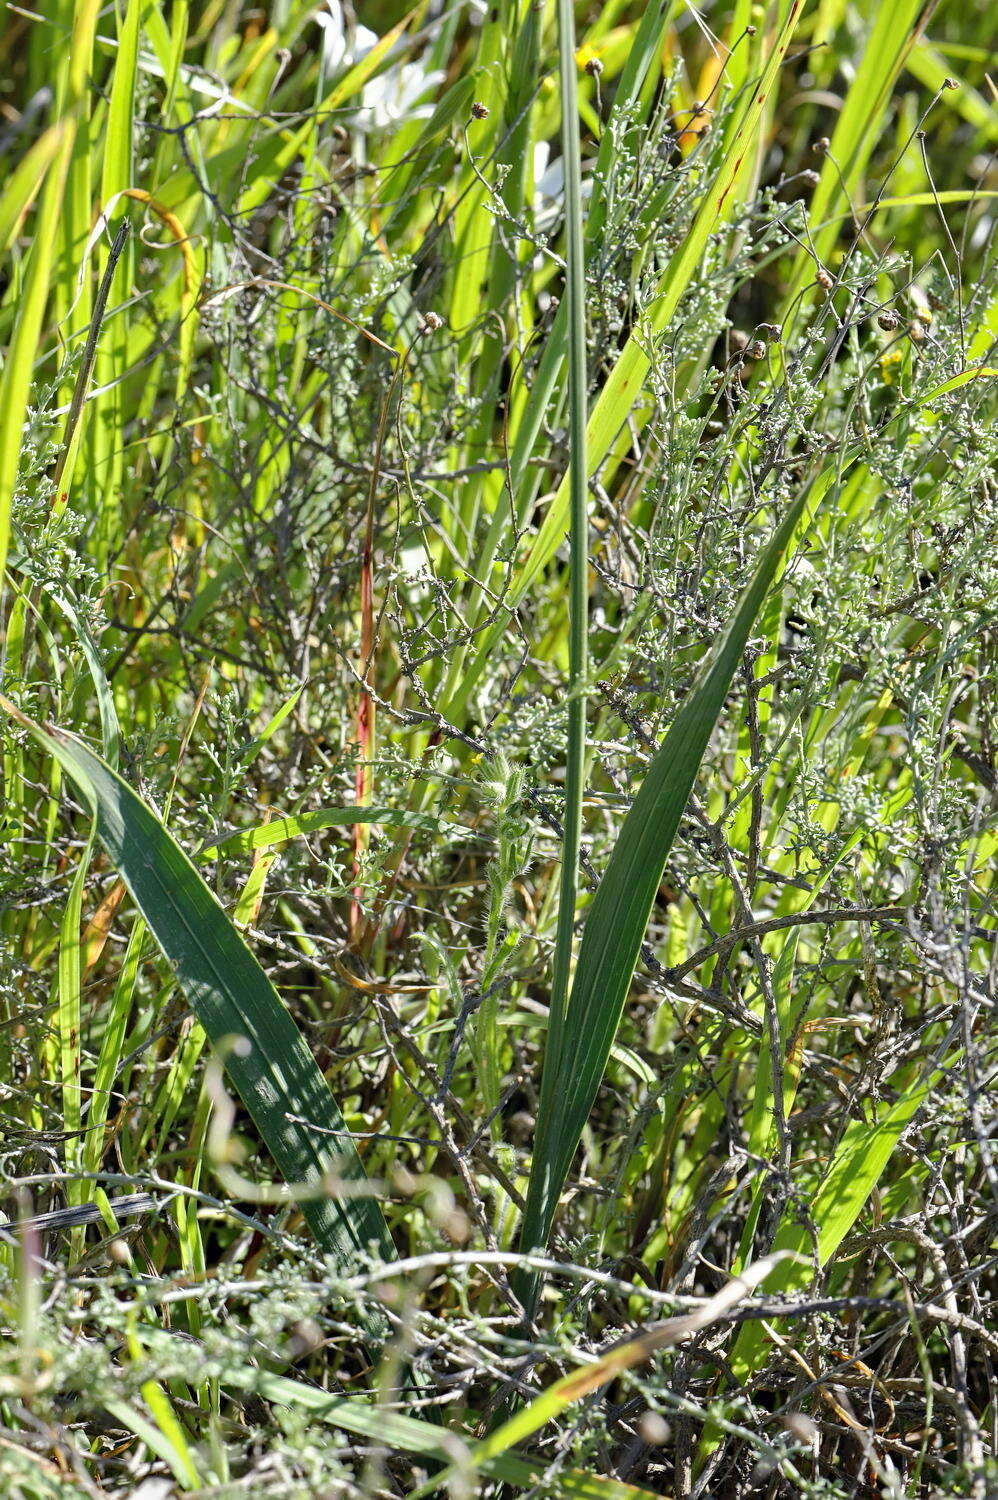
(585, 56, 603, 77)
(877, 310, 900, 332)
(747, 340, 767, 361)
(419, 311, 445, 334)
(470, 100, 489, 120)
(814, 136, 831, 156)
(815, 266, 834, 291)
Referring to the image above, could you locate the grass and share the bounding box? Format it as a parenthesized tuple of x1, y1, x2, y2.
(0, 0, 996, 1495)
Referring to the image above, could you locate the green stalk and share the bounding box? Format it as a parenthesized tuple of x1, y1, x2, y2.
(523, 0, 589, 1319)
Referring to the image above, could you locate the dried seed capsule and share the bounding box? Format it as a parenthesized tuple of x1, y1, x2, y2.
(815, 266, 834, 290)
(747, 340, 767, 360)
(814, 136, 831, 155)
(878, 310, 901, 331)
(585, 56, 603, 77)
(471, 101, 489, 119)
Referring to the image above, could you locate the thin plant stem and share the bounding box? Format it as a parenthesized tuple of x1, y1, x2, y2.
(516, 0, 589, 1317)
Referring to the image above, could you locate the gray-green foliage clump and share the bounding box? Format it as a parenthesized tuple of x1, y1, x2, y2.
(0, 0, 996, 1495)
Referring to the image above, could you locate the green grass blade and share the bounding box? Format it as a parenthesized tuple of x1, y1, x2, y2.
(0, 698, 397, 1279)
(43, 582, 122, 769)
(213, 1364, 660, 1498)
(449, 0, 806, 715)
(101, 0, 144, 201)
(88, 0, 144, 528)
(102, 1396, 201, 1489)
(82, 919, 146, 1181)
(434, 0, 678, 726)
(727, 1068, 936, 1382)
(202, 806, 477, 859)
(0, 120, 69, 254)
(781, 0, 926, 319)
(516, 479, 818, 1305)
(0, 123, 73, 584)
(460, 1256, 787, 1488)
(516, 0, 805, 592)
(447, 6, 503, 344)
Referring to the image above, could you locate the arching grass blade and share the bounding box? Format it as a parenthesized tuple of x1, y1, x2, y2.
(515, 480, 818, 1315)
(0, 698, 397, 1283)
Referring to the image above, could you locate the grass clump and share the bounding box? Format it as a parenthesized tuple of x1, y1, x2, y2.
(0, 0, 996, 1495)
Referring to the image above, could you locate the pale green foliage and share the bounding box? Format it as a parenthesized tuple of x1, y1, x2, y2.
(0, 0, 995, 1494)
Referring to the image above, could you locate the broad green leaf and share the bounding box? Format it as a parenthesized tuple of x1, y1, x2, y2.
(0, 699, 397, 1282)
(516, 478, 818, 1307)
